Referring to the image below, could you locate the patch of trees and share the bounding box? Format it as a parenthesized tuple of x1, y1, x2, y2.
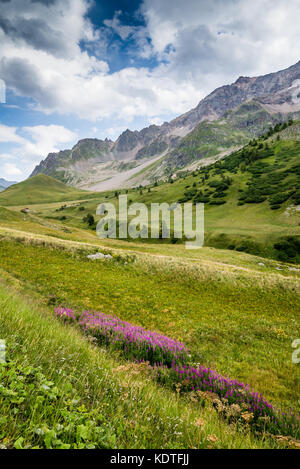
(274, 236, 300, 263)
(83, 213, 95, 228)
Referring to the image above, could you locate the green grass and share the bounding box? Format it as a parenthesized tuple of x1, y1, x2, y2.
(0, 122, 299, 449)
(163, 101, 286, 171)
(0, 237, 298, 414)
(0, 174, 99, 206)
(1, 125, 299, 262)
(0, 282, 284, 449)
(7, 135, 297, 262)
(0, 207, 23, 222)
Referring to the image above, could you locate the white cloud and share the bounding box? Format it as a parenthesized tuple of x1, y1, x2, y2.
(149, 117, 163, 126)
(21, 125, 77, 159)
(0, 153, 15, 160)
(0, 0, 203, 121)
(0, 124, 77, 180)
(141, 0, 300, 88)
(0, 0, 299, 128)
(3, 162, 22, 177)
(0, 124, 26, 144)
(103, 11, 135, 41)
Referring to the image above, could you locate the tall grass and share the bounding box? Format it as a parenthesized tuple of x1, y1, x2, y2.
(0, 237, 298, 411)
(0, 283, 285, 449)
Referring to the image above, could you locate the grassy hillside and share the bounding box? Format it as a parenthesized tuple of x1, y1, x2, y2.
(18, 122, 300, 263)
(1, 279, 291, 449)
(0, 234, 299, 407)
(0, 207, 24, 222)
(0, 174, 99, 206)
(162, 101, 292, 172)
(0, 220, 299, 447)
(0, 121, 299, 450)
(2, 121, 299, 265)
(0, 231, 299, 446)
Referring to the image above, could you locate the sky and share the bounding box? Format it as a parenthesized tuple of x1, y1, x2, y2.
(0, 0, 300, 181)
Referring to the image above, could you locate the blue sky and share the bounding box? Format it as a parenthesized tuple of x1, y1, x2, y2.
(0, 0, 300, 181)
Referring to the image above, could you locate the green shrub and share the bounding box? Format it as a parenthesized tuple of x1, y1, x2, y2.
(269, 192, 291, 206)
(193, 194, 210, 203)
(292, 191, 300, 205)
(274, 236, 300, 263)
(243, 194, 266, 204)
(83, 213, 95, 227)
(209, 199, 226, 205)
(0, 362, 117, 449)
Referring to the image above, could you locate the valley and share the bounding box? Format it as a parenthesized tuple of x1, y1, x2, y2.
(30, 61, 300, 190)
(0, 60, 299, 451)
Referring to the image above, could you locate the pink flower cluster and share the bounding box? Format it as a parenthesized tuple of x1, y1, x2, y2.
(170, 362, 274, 416)
(54, 307, 188, 366)
(54, 306, 299, 437)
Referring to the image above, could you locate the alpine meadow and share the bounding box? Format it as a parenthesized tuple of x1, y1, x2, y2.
(0, 0, 299, 455)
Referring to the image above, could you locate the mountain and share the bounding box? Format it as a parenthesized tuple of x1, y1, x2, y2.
(158, 101, 288, 175)
(26, 120, 300, 264)
(30, 128, 183, 190)
(168, 120, 300, 263)
(30, 138, 114, 186)
(170, 60, 300, 128)
(113, 120, 300, 262)
(31, 60, 300, 190)
(0, 178, 17, 192)
(0, 174, 98, 206)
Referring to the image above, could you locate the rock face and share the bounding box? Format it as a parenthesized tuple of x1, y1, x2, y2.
(31, 138, 114, 179)
(174, 60, 300, 127)
(161, 100, 291, 173)
(31, 60, 300, 188)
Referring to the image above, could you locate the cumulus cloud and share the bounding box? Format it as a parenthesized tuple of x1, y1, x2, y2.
(3, 162, 22, 177)
(0, 15, 67, 56)
(0, 124, 26, 144)
(21, 125, 78, 159)
(0, 123, 77, 179)
(0, 0, 204, 121)
(141, 0, 300, 88)
(0, 0, 299, 128)
(103, 10, 136, 41)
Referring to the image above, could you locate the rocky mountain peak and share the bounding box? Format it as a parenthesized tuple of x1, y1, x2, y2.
(114, 129, 140, 152)
(30, 60, 300, 190)
(235, 76, 252, 85)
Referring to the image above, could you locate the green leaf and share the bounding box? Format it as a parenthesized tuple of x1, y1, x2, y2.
(14, 437, 24, 449)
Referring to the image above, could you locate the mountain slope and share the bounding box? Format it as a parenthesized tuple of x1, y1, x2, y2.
(30, 60, 300, 189)
(30, 120, 300, 263)
(170, 60, 300, 129)
(0, 174, 98, 206)
(159, 101, 285, 175)
(145, 120, 300, 262)
(0, 178, 17, 192)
